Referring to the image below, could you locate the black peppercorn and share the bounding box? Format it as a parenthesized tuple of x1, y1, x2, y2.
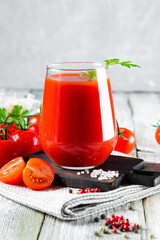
(108, 224, 112, 229)
(94, 217, 99, 222)
(100, 214, 106, 219)
(69, 189, 73, 194)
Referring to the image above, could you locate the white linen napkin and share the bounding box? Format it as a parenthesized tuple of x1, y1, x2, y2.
(0, 181, 160, 220)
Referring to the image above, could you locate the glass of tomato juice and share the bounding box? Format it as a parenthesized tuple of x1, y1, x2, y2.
(40, 62, 117, 170)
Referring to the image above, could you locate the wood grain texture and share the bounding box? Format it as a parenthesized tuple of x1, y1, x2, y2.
(129, 93, 160, 152)
(0, 195, 44, 240)
(38, 203, 147, 240)
(138, 151, 160, 239)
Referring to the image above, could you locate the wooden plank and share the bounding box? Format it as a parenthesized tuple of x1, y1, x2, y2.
(113, 93, 134, 131)
(38, 203, 147, 240)
(129, 93, 160, 152)
(0, 195, 44, 240)
(137, 151, 160, 239)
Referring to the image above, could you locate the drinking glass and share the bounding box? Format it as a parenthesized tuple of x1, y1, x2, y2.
(40, 62, 117, 170)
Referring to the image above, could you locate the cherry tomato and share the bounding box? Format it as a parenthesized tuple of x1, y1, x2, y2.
(155, 128, 160, 144)
(29, 115, 40, 126)
(0, 124, 18, 139)
(114, 128, 136, 154)
(28, 124, 39, 136)
(10, 130, 42, 158)
(0, 140, 20, 167)
(23, 158, 54, 190)
(0, 157, 26, 184)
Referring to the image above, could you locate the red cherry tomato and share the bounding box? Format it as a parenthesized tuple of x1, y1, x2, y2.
(0, 124, 18, 139)
(29, 115, 40, 126)
(28, 124, 39, 136)
(10, 130, 42, 158)
(155, 128, 160, 144)
(23, 158, 54, 190)
(0, 139, 20, 167)
(114, 128, 136, 154)
(0, 157, 26, 184)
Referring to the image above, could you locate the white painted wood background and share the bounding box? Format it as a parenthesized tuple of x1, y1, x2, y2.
(0, 90, 160, 240)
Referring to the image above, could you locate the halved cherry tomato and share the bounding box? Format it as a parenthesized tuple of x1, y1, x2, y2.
(29, 115, 40, 126)
(114, 128, 136, 154)
(0, 157, 26, 184)
(10, 130, 42, 158)
(23, 158, 54, 190)
(0, 139, 20, 167)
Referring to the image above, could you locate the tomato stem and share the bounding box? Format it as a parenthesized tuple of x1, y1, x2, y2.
(116, 120, 128, 140)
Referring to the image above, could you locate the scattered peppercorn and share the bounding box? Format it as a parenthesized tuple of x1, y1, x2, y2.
(108, 223, 113, 229)
(69, 189, 72, 194)
(134, 228, 138, 234)
(95, 214, 140, 236)
(94, 231, 99, 237)
(85, 189, 91, 193)
(112, 228, 117, 234)
(103, 228, 108, 234)
(128, 204, 133, 210)
(119, 226, 123, 232)
(137, 224, 141, 229)
(100, 214, 106, 219)
(132, 223, 137, 228)
(99, 226, 104, 232)
(122, 233, 127, 238)
(77, 189, 85, 194)
(120, 215, 124, 220)
(77, 188, 100, 194)
(149, 233, 154, 239)
(106, 218, 112, 224)
(94, 217, 99, 222)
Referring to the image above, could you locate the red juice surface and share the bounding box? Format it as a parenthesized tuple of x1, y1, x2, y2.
(40, 73, 117, 168)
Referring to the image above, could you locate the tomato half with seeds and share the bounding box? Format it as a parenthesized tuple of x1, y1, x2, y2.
(23, 158, 54, 190)
(0, 157, 26, 184)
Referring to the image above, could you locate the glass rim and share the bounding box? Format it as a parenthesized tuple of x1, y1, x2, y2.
(46, 62, 104, 71)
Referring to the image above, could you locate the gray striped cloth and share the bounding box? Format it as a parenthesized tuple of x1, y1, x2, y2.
(0, 180, 160, 220)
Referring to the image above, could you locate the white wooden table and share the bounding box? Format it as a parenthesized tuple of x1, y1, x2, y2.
(0, 90, 160, 240)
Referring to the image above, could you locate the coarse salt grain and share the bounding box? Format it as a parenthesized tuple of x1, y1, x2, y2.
(77, 172, 81, 175)
(90, 169, 119, 180)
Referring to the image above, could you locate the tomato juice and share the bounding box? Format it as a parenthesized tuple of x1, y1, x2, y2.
(40, 73, 117, 169)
